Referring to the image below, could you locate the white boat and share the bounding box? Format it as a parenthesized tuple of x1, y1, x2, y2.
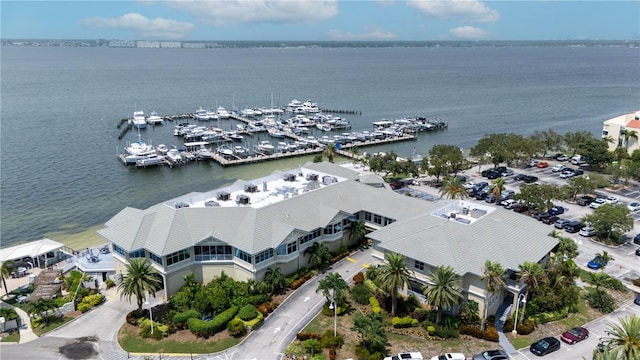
(267, 127, 286, 138)
(217, 145, 234, 157)
(196, 147, 213, 160)
(277, 142, 289, 153)
(132, 110, 147, 129)
(156, 144, 169, 154)
(316, 123, 332, 132)
(255, 140, 275, 154)
(240, 108, 255, 117)
(233, 146, 249, 157)
(136, 154, 164, 167)
(146, 111, 164, 125)
(166, 148, 185, 165)
(216, 106, 230, 119)
(227, 131, 244, 142)
(195, 107, 210, 121)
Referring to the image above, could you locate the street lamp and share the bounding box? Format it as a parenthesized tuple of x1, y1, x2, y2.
(512, 293, 526, 335)
(145, 294, 154, 334)
(328, 289, 337, 337)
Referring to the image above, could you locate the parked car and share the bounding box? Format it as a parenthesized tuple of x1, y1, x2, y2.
(556, 154, 570, 161)
(482, 167, 506, 177)
(522, 175, 539, 183)
(561, 327, 589, 345)
(563, 220, 584, 233)
(501, 198, 517, 207)
(390, 181, 405, 190)
(579, 226, 597, 237)
(463, 181, 476, 190)
(475, 191, 489, 200)
(636, 248, 640, 256)
(498, 190, 516, 203)
(502, 169, 514, 177)
(628, 202, 640, 212)
(530, 337, 561, 356)
(537, 161, 549, 168)
(577, 195, 596, 206)
(605, 196, 619, 204)
(635, 293, 640, 306)
(527, 159, 540, 168)
(486, 170, 502, 179)
(634, 233, 640, 245)
(472, 350, 509, 360)
(542, 215, 559, 225)
(572, 169, 585, 177)
(385, 352, 424, 360)
(431, 353, 465, 360)
(588, 256, 605, 270)
(554, 218, 570, 229)
(485, 194, 497, 203)
(533, 211, 550, 221)
(513, 204, 529, 213)
(547, 206, 565, 215)
(551, 164, 568, 172)
(513, 173, 527, 181)
(559, 168, 576, 178)
(589, 198, 607, 209)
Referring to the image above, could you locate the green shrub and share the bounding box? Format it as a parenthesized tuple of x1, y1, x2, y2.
(243, 312, 264, 330)
(238, 304, 258, 321)
(391, 316, 418, 328)
(586, 289, 615, 313)
(138, 318, 168, 339)
(172, 309, 200, 326)
(296, 332, 321, 341)
(503, 317, 514, 332)
(363, 279, 379, 294)
(244, 294, 269, 306)
(530, 308, 568, 324)
(350, 283, 371, 305)
(320, 330, 345, 349)
(426, 325, 436, 335)
(303, 339, 322, 355)
(227, 318, 247, 337)
(483, 326, 499, 342)
(187, 305, 239, 338)
(0, 308, 18, 321)
(353, 272, 365, 284)
(434, 326, 459, 339)
(105, 279, 115, 289)
(77, 303, 90, 313)
(369, 297, 381, 314)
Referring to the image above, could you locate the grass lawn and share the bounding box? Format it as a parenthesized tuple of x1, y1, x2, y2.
(33, 316, 75, 336)
(118, 325, 242, 354)
(1, 331, 20, 343)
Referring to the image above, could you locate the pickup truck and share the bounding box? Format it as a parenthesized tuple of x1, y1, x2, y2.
(384, 352, 424, 360)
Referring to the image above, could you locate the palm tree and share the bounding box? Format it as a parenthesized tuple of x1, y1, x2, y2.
(323, 143, 337, 163)
(516, 261, 544, 323)
(27, 298, 57, 325)
(490, 177, 506, 200)
(438, 175, 468, 200)
(479, 260, 505, 330)
(351, 312, 387, 351)
(423, 265, 463, 325)
(349, 145, 360, 165)
(348, 220, 367, 247)
(117, 258, 163, 314)
(596, 251, 614, 267)
(600, 314, 640, 360)
(622, 129, 638, 151)
(1, 260, 15, 295)
(316, 272, 348, 307)
(590, 271, 612, 291)
(263, 267, 286, 295)
(303, 242, 331, 270)
(377, 252, 413, 316)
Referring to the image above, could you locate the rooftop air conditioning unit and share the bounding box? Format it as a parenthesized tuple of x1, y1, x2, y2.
(306, 173, 319, 181)
(217, 191, 230, 201)
(284, 173, 296, 182)
(244, 184, 258, 193)
(322, 176, 338, 185)
(236, 194, 250, 205)
(205, 200, 220, 207)
(175, 202, 190, 209)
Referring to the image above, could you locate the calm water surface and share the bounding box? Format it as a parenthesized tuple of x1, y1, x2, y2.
(1, 45, 639, 246)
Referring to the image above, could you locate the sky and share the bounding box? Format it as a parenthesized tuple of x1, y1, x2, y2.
(2, 1, 639, 41)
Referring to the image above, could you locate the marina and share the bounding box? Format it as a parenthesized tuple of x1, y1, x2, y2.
(114, 101, 446, 168)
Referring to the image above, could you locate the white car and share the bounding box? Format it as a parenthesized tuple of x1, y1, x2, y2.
(431, 354, 466, 360)
(605, 196, 619, 204)
(463, 181, 476, 190)
(579, 226, 597, 237)
(551, 164, 567, 172)
(628, 202, 640, 212)
(589, 198, 607, 209)
(385, 352, 424, 360)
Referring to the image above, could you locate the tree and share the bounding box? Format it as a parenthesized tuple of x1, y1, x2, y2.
(489, 177, 506, 200)
(479, 260, 505, 330)
(562, 175, 599, 201)
(423, 265, 463, 325)
(622, 129, 638, 151)
(516, 261, 544, 322)
(317, 272, 348, 307)
(583, 204, 633, 243)
(349, 220, 367, 247)
(438, 176, 468, 200)
(515, 183, 564, 211)
(428, 144, 466, 179)
(304, 242, 331, 270)
(351, 312, 387, 351)
(564, 131, 594, 156)
(600, 314, 640, 360)
(263, 267, 286, 295)
(27, 298, 57, 325)
(595, 251, 615, 267)
(1, 260, 15, 295)
(377, 252, 412, 316)
(323, 142, 337, 163)
(531, 129, 564, 157)
(579, 137, 615, 171)
(117, 258, 163, 314)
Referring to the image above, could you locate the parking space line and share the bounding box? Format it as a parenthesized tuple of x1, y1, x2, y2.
(515, 350, 531, 360)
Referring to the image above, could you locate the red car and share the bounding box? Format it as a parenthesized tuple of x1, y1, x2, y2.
(537, 162, 549, 168)
(561, 327, 589, 344)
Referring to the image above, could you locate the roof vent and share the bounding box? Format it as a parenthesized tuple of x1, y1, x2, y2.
(306, 173, 319, 181)
(217, 191, 230, 201)
(236, 194, 250, 205)
(284, 173, 296, 182)
(244, 184, 258, 193)
(175, 202, 190, 209)
(205, 200, 220, 207)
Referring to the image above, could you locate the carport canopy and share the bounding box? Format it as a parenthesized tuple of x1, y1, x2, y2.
(0, 238, 65, 264)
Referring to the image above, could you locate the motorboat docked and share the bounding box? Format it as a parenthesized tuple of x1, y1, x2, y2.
(267, 127, 286, 138)
(216, 106, 230, 119)
(316, 123, 332, 132)
(132, 110, 147, 129)
(195, 107, 210, 121)
(136, 154, 165, 167)
(156, 144, 169, 154)
(146, 111, 164, 125)
(255, 140, 275, 154)
(217, 145, 234, 157)
(227, 131, 244, 142)
(233, 145, 249, 157)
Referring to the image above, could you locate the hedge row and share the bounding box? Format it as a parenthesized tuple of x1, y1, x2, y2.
(459, 324, 499, 342)
(238, 304, 258, 321)
(173, 309, 200, 326)
(391, 316, 419, 328)
(77, 294, 105, 313)
(369, 296, 381, 314)
(529, 308, 568, 325)
(187, 306, 239, 338)
(291, 273, 313, 290)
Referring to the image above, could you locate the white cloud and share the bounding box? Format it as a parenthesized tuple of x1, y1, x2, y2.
(407, 0, 500, 23)
(449, 25, 492, 39)
(328, 27, 397, 40)
(80, 13, 195, 39)
(167, 0, 339, 27)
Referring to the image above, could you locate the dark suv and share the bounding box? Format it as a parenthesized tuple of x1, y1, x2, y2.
(564, 220, 584, 233)
(577, 195, 595, 206)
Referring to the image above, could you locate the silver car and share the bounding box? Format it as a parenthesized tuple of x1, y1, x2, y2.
(472, 350, 508, 360)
